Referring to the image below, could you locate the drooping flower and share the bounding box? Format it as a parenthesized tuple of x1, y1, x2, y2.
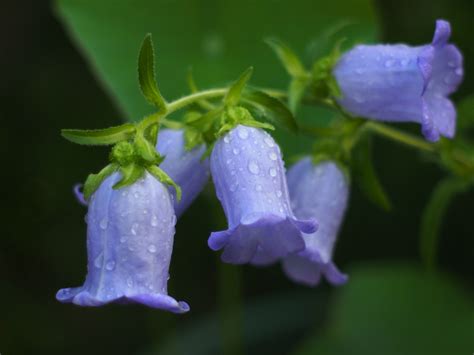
(333, 19, 463, 142)
(73, 129, 210, 218)
(57, 172, 189, 313)
(156, 129, 210, 217)
(208, 125, 317, 264)
(282, 157, 348, 286)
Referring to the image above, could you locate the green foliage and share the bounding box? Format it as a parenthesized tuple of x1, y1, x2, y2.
(224, 67, 254, 107)
(61, 123, 136, 145)
(294, 263, 474, 355)
(351, 135, 392, 211)
(138, 34, 167, 112)
(420, 178, 469, 270)
(456, 94, 474, 131)
(265, 38, 308, 78)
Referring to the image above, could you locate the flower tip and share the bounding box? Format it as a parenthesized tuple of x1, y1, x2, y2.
(433, 19, 451, 46)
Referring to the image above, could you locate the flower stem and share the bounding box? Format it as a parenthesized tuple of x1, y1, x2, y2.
(365, 122, 437, 153)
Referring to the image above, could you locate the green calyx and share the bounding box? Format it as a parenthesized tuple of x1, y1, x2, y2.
(309, 43, 342, 100)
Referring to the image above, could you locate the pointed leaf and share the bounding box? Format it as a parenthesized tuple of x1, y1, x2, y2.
(61, 123, 136, 145)
(420, 178, 468, 270)
(83, 163, 118, 200)
(113, 163, 145, 190)
(224, 67, 254, 106)
(265, 38, 307, 78)
(138, 34, 167, 111)
(242, 89, 297, 133)
(351, 136, 391, 211)
(147, 165, 182, 201)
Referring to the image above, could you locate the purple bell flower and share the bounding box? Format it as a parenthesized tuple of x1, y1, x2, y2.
(282, 157, 349, 287)
(208, 125, 317, 264)
(156, 129, 210, 217)
(333, 19, 463, 142)
(57, 172, 189, 313)
(73, 129, 210, 218)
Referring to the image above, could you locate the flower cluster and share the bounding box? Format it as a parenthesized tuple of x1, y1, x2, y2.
(57, 19, 464, 313)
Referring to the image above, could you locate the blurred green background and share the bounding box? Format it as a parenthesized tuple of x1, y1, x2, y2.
(1, 0, 473, 354)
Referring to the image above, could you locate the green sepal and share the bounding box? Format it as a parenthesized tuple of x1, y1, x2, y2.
(242, 89, 297, 133)
(145, 123, 159, 146)
(147, 165, 182, 201)
(312, 138, 346, 164)
(310, 40, 343, 100)
(161, 118, 185, 130)
(83, 163, 118, 200)
(420, 178, 469, 270)
(215, 106, 274, 138)
(110, 141, 136, 166)
(351, 135, 392, 211)
(224, 67, 254, 106)
(138, 34, 167, 112)
(265, 38, 307, 78)
(184, 126, 205, 151)
(113, 163, 145, 190)
(134, 132, 163, 164)
(61, 123, 136, 146)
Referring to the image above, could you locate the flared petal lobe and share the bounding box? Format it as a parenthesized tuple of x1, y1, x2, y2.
(156, 129, 210, 217)
(333, 19, 463, 142)
(282, 158, 348, 287)
(209, 125, 317, 264)
(56, 172, 189, 313)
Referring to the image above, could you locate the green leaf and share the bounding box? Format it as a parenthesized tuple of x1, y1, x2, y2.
(294, 263, 474, 355)
(419, 178, 468, 270)
(456, 94, 474, 131)
(147, 165, 182, 201)
(265, 38, 307, 78)
(113, 163, 145, 189)
(83, 163, 118, 200)
(243, 89, 297, 133)
(61, 123, 136, 145)
(288, 77, 309, 114)
(138, 34, 167, 112)
(224, 67, 254, 106)
(351, 135, 391, 211)
(134, 132, 162, 164)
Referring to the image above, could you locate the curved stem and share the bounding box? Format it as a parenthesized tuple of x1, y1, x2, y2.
(365, 122, 437, 153)
(167, 88, 228, 114)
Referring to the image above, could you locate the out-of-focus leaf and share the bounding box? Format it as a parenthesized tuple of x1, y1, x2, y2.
(294, 263, 474, 355)
(224, 67, 253, 106)
(456, 94, 474, 131)
(288, 77, 309, 114)
(61, 123, 136, 145)
(265, 38, 307, 78)
(420, 178, 468, 270)
(351, 135, 392, 210)
(243, 89, 297, 133)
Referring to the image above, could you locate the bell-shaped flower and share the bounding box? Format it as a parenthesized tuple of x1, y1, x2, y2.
(156, 129, 210, 217)
(282, 157, 349, 286)
(333, 19, 463, 142)
(57, 172, 189, 313)
(208, 125, 317, 264)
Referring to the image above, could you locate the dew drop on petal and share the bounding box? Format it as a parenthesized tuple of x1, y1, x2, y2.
(276, 190, 282, 198)
(238, 127, 249, 139)
(448, 60, 457, 68)
(269, 168, 277, 177)
(268, 152, 277, 161)
(148, 244, 157, 253)
(151, 215, 158, 227)
(99, 218, 108, 230)
(131, 223, 139, 235)
(94, 253, 104, 268)
(248, 161, 260, 174)
(384, 59, 395, 68)
(120, 237, 127, 243)
(106, 260, 116, 271)
(255, 185, 262, 192)
(224, 135, 230, 143)
(264, 137, 274, 147)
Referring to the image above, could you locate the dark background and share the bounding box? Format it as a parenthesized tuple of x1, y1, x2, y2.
(0, 0, 473, 354)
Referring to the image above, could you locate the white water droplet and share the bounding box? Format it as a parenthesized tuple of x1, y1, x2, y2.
(151, 215, 159, 227)
(264, 137, 274, 147)
(106, 260, 116, 271)
(127, 277, 133, 287)
(384, 59, 395, 68)
(224, 135, 230, 143)
(131, 223, 139, 235)
(143, 209, 148, 215)
(238, 127, 249, 139)
(230, 183, 238, 192)
(94, 253, 104, 268)
(276, 190, 283, 198)
(448, 60, 457, 68)
(120, 237, 127, 243)
(269, 168, 277, 177)
(255, 185, 262, 191)
(248, 161, 260, 174)
(134, 192, 140, 199)
(268, 152, 278, 161)
(455, 68, 463, 76)
(148, 244, 157, 253)
(99, 218, 108, 230)
(232, 148, 240, 155)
